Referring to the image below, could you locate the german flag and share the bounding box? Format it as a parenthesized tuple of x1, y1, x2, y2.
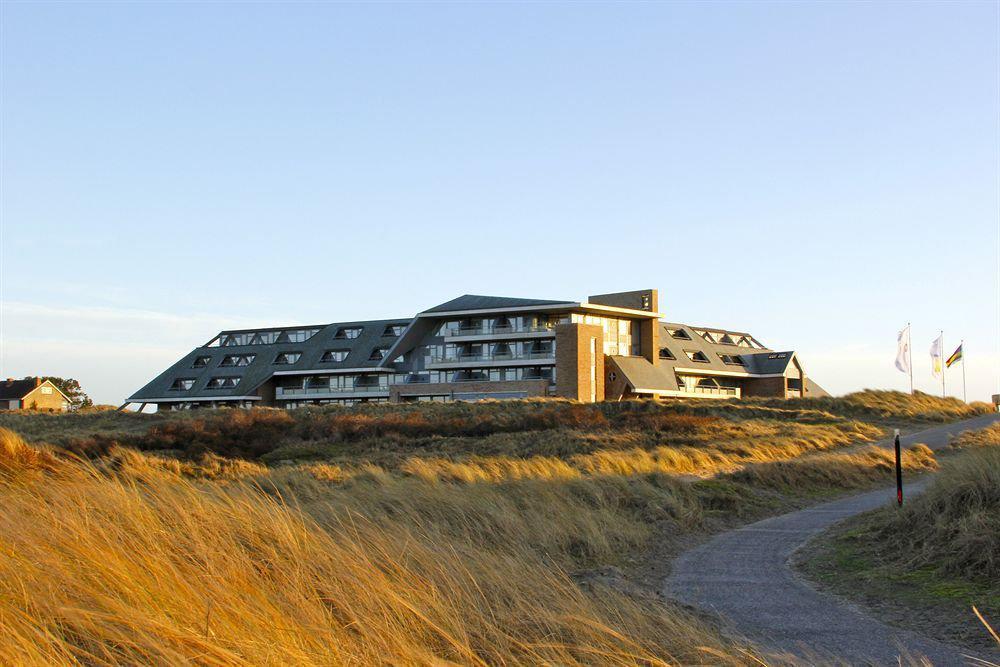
(946, 344, 963, 368)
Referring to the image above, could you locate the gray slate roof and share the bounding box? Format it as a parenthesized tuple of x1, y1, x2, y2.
(422, 294, 572, 314)
(0, 378, 43, 400)
(608, 356, 679, 392)
(129, 318, 409, 401)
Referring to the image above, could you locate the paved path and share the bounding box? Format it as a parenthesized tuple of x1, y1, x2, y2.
(664, 413, 1000, 666)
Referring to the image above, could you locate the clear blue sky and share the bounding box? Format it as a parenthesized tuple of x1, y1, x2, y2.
(1, 1, 997, 405)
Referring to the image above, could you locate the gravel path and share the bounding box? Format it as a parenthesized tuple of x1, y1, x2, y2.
(664, 413, 1000, 666)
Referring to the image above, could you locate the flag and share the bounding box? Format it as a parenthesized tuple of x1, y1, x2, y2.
(946, 344, 963, 368)
(930, 335, 944, 378)
(894, 325, 910, 374)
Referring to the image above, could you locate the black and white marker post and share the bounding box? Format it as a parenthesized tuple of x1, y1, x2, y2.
(893, 428, 903, 506)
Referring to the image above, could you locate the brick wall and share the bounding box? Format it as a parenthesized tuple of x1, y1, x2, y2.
(554, 323, 604, 402)
(20, 382, 70, 411)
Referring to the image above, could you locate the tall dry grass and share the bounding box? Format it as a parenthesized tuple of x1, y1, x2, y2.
(0, 428, 763, 666)
(872, 446, 1000, 581)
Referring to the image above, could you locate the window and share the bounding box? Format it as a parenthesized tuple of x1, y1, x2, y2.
(382, 324, 405, 337)
(250, 331, 279, 345)
(169, 378, 196, 391)
(335, 327, 363, 339)
(369, 346, 390, 361)
(206, 377, 240, 389)
(737, 336, 755, 348)
(274, 352, 302, 365)
(285, 328, 320, 343)
(697, 330, 716, 343)
(718, 353, 746, 366)
(40, 386, 53, 395)
(321, 350, 350, 363)
(193, 356, 212, 368)
(718, 334, 736, 345)
(684, 350, 710, 363)
(659, 347, 676, 360)
(669, 328, 691, 340)
(220, 354, 256, 367)
(768, 353, 788, 359)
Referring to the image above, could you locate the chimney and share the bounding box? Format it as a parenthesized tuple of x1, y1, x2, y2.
(34, 377, 43, 387)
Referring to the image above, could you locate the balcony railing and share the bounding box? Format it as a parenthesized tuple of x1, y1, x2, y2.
(429, 351, 555, 364)
(442, 325, 556, 337)
(276, 385, 388, 397)
(680, 385, 740, 397)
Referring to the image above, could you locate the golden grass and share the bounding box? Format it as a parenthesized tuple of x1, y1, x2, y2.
(0, 432, 761, 666)
(0, 390, 982, 665)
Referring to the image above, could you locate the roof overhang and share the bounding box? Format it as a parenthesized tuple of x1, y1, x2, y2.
(271, 368, 395, 376)
(127, 395, 264, 403)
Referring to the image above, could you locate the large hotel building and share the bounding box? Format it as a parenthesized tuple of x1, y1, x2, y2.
(126, 289, 827, 411)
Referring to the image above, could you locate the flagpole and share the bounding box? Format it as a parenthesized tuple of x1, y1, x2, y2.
(962, 340, 967, 403)
(941, 331, 946, 398)
(907, 323, 913, 395)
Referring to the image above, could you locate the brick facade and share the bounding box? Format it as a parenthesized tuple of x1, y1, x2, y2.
(554, 323, 604, 401)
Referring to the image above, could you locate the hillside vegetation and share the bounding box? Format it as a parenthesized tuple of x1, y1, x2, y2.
(799, 425, 1000, 652)
(0, 391, 989, 665)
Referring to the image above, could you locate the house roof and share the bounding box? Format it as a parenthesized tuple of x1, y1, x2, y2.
(0, 378, 70, 402)
(128, 318, 409, 401)
(422, 294, 572, 314)
(608, 356, 679, 392)
(0, 379, 41, 400)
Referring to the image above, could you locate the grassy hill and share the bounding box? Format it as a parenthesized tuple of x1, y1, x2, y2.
(0, 391, 990, 665)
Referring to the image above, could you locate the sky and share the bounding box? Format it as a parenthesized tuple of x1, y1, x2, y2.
(1, 1, 998, 406)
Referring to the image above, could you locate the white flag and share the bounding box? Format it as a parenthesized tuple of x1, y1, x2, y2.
(930, 334, 943, 378)
(895, 325, 910, 374)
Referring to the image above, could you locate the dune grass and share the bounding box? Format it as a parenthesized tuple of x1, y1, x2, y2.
(0, 391, 986, 665)
(797, 434, 1000, 652)
(0, 422, 946, 666)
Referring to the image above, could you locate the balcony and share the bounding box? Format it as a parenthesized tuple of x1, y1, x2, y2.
(442, 324, 557, 341)
(276, 385, 389, 399)
(679, 385, 740, 398)
(427, 350, 556, 368)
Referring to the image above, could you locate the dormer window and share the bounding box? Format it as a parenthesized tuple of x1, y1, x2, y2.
(284, 329, 320, 343)
(169, 378, 196, 391)
(250, 331, 280, 345)
(369, 346, 390, 361)
(718, 334, 736, 345)
(335, 327, 363, 339)
(220, 354, 256, 367)
(719, 353, 746, 366)
(737, 336, 754, 348)
(669, 328, 691, 340)
(697, 330, 716, 343)
(192, 356, 211, 368)
(382, 324, 405, 337)
(684, 350, 710, 363)
(274, 352, 302, 365)
(205, 377, 240, 389)
(321, 350, 350, 363)
(768, 353, 788, 360)
(659, 347, 676, 360)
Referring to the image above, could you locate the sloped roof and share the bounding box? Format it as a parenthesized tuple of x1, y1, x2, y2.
(422, 294, 572, 314)
(608, 356, 679, 392)
(0, 378, 42, 400)
(0, 378, 70, 402)
(742, 351, 796, 375)
(128, 318, 409, 401)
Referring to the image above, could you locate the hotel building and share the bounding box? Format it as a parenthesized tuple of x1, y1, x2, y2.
(126, 289, 827, 410)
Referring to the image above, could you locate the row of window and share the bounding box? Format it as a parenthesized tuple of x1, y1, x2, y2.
(278, 366, 558, 392)
(667, 327, 761, 349)
(192, 346, 390, 369)
(208, 324, 406, 348)
(170, 376, 242, 391)
(658, 348, 747, 366)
